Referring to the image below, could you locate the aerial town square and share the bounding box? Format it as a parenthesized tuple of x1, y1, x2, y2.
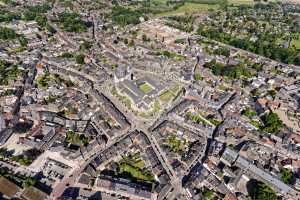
(0, 0, 300, 199)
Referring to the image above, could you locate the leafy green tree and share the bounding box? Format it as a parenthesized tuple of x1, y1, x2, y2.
(202, 187, 214, 199)
(249, 181, 278, 200)
(110, 6, 143, 26)
(142, 34, 150, 42)
(37, 72, 51, 88)
(165, 15, 195, 32)
(22, 11, 37, 21)
(0, 10, 20, 22)
(280, 168, 293, 184)
(18, 36, 28, 47)
(196, 13, 300, 66)
(261, 112, 283, 134)
(0, 148, 8, 158)
(58, 12, 87, 33)
(214, 47, 230, 57)
(252, 63, 263, 71)
(66, 130, 75, 143)
(22, 178, 36, 188)
(267, 90, 277, 99)
(60, 52, 73, 58)
(204, 60, 251, 79)
(0, 27, 17, 40)
(75, 134, 89, 146)
(128, 39, 135, 47)
(11, 155, 33, 166)
(35, 15, 47, 27)
(0, 60, 20, 85)
(46, 24, 56, 34)
(75, 54, 85, 65)
(22, 3, 51, 21)
(80, 41, 92, 51)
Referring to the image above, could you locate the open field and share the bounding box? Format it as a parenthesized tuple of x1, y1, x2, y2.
(228, 0, 254, 4)
(155, 0, 259, 17)
(157, 3, 218, 16)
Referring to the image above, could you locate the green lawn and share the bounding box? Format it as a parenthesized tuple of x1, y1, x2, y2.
(153, 100, 161, 113)
(187, 112, 210, 126)
(158, 85, 182, 103)
(133, 160, 145, 169)
(194, 73, 203, 81)
(139, 83, 153, 93)
(170, 84, 181, 94)
(121, 153, 146, 169)
(159, 90, 174, 102)
(208, 118, 221, 126)
(118, 163, 154, 182)
(117, 153, 154, 183)
(111, 86, 132, 109)
(291, 39, 300, 49)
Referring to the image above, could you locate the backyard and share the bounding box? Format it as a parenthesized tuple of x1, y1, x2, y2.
(166, 135, 187, 154)
(116, 153, 154, 183)
(65, 130, 90, 146)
